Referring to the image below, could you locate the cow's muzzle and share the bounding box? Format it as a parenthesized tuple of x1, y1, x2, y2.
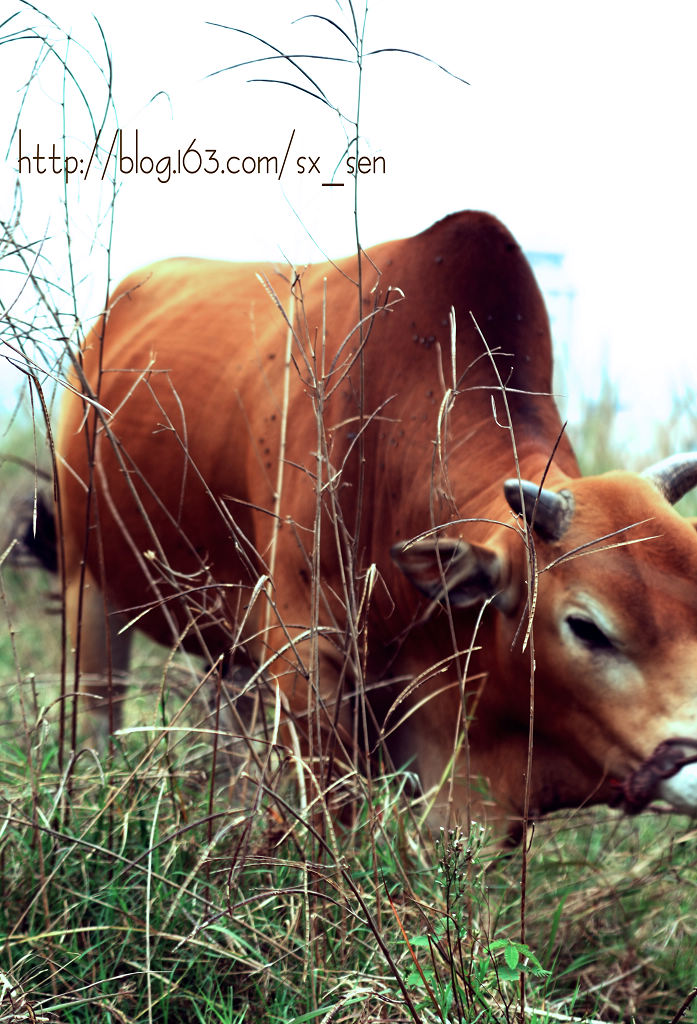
(613, 738, 697, 814)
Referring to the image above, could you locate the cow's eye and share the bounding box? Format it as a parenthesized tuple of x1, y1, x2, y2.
(566, 615, 614, 651)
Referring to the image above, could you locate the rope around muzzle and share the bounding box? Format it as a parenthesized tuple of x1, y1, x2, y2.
(612, 738, 697, 814)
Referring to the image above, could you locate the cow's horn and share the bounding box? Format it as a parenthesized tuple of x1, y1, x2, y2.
(503, 478, 575, 541)
(641, 452, 697, 505)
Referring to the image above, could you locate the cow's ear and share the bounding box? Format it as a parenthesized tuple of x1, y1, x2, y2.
(391, 537, 509, 609)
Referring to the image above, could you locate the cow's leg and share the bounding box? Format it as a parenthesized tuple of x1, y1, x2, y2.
(65, 567, 132, 749)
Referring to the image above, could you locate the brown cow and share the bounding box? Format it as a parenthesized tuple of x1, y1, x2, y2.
(55, 210, 697, 838)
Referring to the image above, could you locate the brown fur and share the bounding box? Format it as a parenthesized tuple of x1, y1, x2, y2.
(56, 211, 697, 836)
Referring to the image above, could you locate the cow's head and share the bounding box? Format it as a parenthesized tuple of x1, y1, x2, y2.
(392, 453, 697, 821)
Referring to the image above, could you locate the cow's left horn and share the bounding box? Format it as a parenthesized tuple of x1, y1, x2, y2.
(641, 452, 697, 505)
(503, 479, 575, 541)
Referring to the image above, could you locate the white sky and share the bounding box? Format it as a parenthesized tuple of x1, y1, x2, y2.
(2, 0, 696, 451)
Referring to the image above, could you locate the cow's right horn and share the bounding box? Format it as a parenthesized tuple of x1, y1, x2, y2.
(503, 479, 575, 541)
(641, 452, 697, 506)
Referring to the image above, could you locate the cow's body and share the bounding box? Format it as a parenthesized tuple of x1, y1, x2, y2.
(56, 211, 697, 835)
